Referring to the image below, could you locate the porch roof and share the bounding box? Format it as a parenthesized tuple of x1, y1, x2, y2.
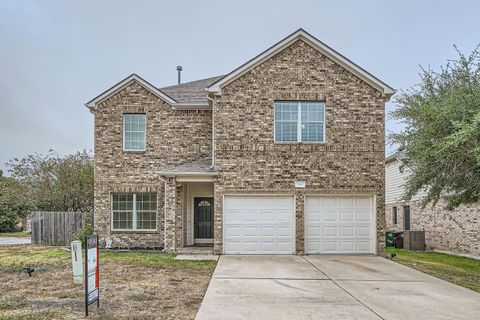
(158, 156, 218, 177)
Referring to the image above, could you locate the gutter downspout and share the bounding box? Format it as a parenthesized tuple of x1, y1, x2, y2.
(207, 94, 215, 168)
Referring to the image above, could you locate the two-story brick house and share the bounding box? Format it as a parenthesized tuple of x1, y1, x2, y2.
(85, 29, 395, 255)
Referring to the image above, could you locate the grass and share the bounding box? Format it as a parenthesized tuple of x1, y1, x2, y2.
(386, 247, 480, 292)
(0, 246, 216, 320)
(100, 251, 216, 269)
(0, 231, 30, 238)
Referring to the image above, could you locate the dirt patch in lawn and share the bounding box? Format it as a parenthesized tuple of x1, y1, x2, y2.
(0, 246, 216, 320)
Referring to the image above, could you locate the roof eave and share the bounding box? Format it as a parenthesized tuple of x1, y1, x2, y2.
(207, 29, 395, 97)
(84, 74, 177, 111)
(158, 171, 218, 177)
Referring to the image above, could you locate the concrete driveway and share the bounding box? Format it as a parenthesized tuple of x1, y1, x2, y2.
(196, 255, 480, 320)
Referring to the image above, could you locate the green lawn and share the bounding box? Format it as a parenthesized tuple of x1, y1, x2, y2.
(386, 247, 480, 292)
(0, 231, 30, 238)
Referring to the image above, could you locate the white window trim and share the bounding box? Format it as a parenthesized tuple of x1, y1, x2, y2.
(111, 193, 157, 232)
(274, 101, 326, 143)
(123, 114, 147, 152)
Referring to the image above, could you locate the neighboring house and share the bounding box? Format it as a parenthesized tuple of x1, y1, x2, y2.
(85, 29, 395, 255)
(385, 151, 480, 258)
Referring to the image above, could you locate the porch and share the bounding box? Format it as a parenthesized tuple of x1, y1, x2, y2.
(159, 157, 217, 253)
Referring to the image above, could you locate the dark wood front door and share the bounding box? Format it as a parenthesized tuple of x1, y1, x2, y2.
(194, 197, 214, 239)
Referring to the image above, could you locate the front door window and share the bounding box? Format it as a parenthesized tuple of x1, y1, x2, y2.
(194, 197, 214, 239)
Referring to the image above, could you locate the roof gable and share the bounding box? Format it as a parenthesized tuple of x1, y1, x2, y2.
(85, 74, 177, 110)
(207, 29, 395, 98)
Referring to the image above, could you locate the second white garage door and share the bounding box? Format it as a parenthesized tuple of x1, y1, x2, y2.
(305, 196, 375, 254)
(223, 196, 294, 254)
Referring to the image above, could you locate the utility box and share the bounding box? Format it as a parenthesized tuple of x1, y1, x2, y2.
(71, 240, 83, 284)
(404, 231, 425, 251)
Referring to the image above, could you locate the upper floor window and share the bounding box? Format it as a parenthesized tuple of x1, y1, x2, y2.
(274, 101, 325, 143)
(123, 114, 146, 151)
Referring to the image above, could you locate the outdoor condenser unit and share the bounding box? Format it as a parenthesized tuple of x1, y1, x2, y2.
(403, 231, 425, 251)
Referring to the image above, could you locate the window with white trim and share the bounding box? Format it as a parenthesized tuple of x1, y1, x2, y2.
(274, 101, 325, 142)
(123, 114, 146, 151)
(111, 193, 157, 231)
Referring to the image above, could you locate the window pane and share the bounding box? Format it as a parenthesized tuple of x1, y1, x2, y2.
(275, 121, 297, 142)
(301, 102, 324, 122)
(124, 114, 146, 151)
(275, 102, 298, 121)
(135, 193, 157, 230)
(301, 122, 324, 142)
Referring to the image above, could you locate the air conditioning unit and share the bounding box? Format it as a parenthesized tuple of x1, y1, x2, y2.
(404, 231, 425, 251)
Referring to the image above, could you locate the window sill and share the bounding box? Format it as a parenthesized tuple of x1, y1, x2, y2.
(110, 230, 158, 234)
(273, 141, 326, 144)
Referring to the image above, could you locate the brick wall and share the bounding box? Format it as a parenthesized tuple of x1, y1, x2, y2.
(92, 80, 211, 248)
(213, 39, 387, 254)
(386, 200, 480, 258)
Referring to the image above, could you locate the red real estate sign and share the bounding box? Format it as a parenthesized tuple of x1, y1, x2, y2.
(85, 235, 99, 316)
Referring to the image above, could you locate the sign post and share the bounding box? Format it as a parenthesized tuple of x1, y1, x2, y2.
(85, 235, 99, 316)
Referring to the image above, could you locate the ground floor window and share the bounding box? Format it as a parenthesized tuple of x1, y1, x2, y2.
(111, 193, 157, 231)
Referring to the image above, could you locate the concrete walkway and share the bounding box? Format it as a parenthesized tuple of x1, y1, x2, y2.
(196, 255, 480, 320)
(0, 237, 31, 245)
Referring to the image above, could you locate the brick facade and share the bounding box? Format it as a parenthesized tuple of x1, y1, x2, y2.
(91, 38, 388, 254)
(92, 81, 211, 248)
(213, 40, 387, 254)
(386, 200, 480, 258)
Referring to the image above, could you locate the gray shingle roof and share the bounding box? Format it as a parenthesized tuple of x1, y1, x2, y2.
(158, 157, 217, 175)
(160, 75, 224, 104)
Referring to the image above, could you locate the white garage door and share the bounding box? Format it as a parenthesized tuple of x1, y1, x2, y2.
(223, 196, 294, 254)
(305, 196, 375, 254)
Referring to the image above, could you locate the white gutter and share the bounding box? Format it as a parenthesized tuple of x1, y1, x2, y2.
(207, 94, 215, 168)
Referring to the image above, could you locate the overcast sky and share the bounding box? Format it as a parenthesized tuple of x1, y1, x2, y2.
(1, 0, 479, 173)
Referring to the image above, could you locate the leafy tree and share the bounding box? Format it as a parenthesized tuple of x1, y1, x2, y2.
(0, 172, 31, 231)
(7, 150, 94, 213)
(390, 46, 480, 208)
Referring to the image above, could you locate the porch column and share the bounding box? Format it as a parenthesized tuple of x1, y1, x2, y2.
(164, 177, 177, 251)
(164, 177, 183, 252)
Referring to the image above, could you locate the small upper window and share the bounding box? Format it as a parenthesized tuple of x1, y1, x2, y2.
(274, 101, 325, 142)
(123, 114, 146, 151)
(392, 207, 397, 225)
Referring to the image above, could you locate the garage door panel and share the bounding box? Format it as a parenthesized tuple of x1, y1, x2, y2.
(340, 211, 354, 222)
(357, 211, 372, 222)
(340, 226, 354, 237)
(339, 241, 355, 252)
(340, 197, 354, 208)
(259, 226, 275, 236)
(324, 197, 338, 207)
(224, 196, 294, 254)
(357, 241, 373, 252)
(322, 211, 338, 222)
(356, 197, 372, 208)
(356, 226, 372, 237)
(323, 226, 338, 237)
(323, 241, 338, 252)
(306, 196, 375, 254)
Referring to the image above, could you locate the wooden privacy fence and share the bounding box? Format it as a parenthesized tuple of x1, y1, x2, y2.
(31, 211, 93, 246)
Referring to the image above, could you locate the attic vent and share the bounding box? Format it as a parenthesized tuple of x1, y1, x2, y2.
(399, 165, 405, 173)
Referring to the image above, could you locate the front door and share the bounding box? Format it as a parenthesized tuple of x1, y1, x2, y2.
(194, 197, 214, 239)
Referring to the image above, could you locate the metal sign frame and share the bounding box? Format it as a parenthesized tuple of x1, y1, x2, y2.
(85, 235, 99, 316)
